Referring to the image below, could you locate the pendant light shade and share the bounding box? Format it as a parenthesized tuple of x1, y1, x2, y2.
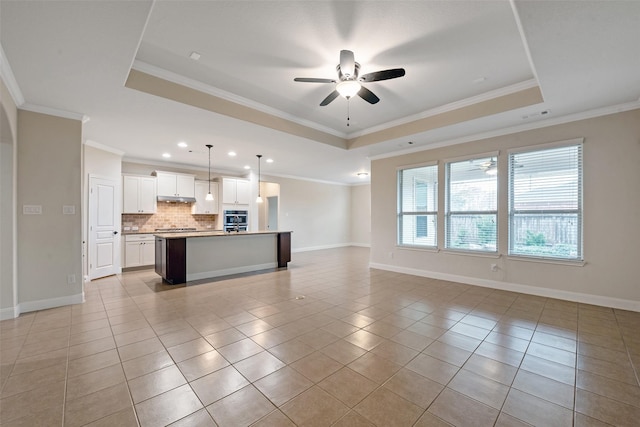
(256, 154, 263, 203)
(205, 145, 214, 201)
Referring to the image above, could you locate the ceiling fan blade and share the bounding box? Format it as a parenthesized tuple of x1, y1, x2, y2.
(357, 86, 380, 104)
(340, 50, 356, 78)
(320, 90, 340, 106)
(294, 77, 336, 83)
(359, 68, 406, 82)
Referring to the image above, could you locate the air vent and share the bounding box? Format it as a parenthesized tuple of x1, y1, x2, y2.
(522, 109, 550, 120)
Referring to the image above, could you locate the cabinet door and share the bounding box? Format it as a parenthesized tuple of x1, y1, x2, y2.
(176, 175, 195, 197)
(122, 176, 140, 213)
(139, 177, 157, 213)
(193, 181, 218, 214)
(156, 173, 177, 197)
(235, 180, 251, 204)
(222, 179, 237, 204)
(141, 241, 155, 265)
(125, 242, 141, 267)
(209, 182, 219, 214)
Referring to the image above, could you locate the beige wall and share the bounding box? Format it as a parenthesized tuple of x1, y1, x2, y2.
(1, 78, 18, 318)
(17, 110, 83, 309)
(350, 184, 371, 247)
(371, 109, 640, 309)
(252, 175, 352, 252)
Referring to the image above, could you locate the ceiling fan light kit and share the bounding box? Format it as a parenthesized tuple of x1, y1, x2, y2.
(336, 80, 361, 98)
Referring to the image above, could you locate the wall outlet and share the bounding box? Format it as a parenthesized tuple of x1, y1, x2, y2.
(388, 251, 394, 259)
(67, 274, 76, 285)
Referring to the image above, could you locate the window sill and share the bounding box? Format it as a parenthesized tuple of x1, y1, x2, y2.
(397, 245, 439, 253)
(507, 255, 585, 267)
(441, 249, 501, 259)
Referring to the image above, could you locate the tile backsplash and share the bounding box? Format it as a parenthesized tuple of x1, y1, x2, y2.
(122, 203, 217, 232)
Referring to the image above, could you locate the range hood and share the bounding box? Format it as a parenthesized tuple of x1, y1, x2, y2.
(157, 195, 197, 203)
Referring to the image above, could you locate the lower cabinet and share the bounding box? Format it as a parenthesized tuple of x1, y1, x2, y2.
(124, 234, 155, 267)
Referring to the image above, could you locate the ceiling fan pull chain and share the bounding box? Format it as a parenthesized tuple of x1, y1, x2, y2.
(347, 98, 350, 127)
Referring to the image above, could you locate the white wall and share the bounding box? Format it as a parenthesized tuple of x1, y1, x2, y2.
(350, 184, 371, 247)
(0, 78, 18, 319)
(371, 109, 640, 310)
(16, 110, 83, 311)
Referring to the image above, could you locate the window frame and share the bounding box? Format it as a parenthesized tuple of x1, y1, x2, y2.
(444, 152, 499, 254)
(507, 138, 584, 262)
(397, 161, 438, 249)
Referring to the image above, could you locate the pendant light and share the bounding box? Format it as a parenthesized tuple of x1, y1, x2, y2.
(205, 145, 214, 201)
(256, 154, 263, 203)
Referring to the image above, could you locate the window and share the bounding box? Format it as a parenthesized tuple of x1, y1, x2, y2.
(445, 156, 498, 252)
(398, 164, 437, 247)
(509, 143, 583, 260)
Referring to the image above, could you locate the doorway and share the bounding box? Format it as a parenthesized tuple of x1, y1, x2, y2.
(267, 196, 278, 230)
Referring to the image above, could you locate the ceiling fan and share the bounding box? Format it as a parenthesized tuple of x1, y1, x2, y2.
(294, 50, 405, 106)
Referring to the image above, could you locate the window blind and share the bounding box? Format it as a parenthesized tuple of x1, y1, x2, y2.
(398, 164, 437, 247)
(508, 144, 583, 260)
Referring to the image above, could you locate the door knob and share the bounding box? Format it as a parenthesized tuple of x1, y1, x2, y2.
(113, 231, 118, 235)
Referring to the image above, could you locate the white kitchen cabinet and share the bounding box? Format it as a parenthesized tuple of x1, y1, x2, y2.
(193, 181, 219, 214)
(122, 175, 156, 213)
(155, 171, 195, 198)
(222, 178, 250, 205)
(124, 234, 155, 267)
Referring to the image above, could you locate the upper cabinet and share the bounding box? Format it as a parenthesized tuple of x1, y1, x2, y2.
(222, 178, 250, 205)
(193, 181, 219, 215)
(155, 171, 195, 198)
(122, 175, 156, 213)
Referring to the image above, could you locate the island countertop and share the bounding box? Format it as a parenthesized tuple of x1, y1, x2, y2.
(153, 230, 291, 239)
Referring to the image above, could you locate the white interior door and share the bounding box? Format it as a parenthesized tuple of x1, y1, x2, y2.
(89, 176, 119, 280)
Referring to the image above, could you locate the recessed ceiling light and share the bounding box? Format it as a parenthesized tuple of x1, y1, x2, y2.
(162, 153, 171, 158)
(189, 51, 201, 61)
(357, 172, 369, 178)
(228, 151, 237, 157)
(177, 141, 188, 148)
(473, 77, 487, 84)
(244, 165, 251, 170)
(266, 158, 274, 163)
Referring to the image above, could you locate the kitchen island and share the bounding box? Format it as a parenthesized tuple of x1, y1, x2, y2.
(154, 230, 291, 284)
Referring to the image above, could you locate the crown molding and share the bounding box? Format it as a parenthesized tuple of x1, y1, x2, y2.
(349, 79, 540, 139)
(369, 100, 640, 161)
(20, 103, 87, 122)
(131, 60, 347, 139)
(0, 43, 25, 106)
(84, 140, 125, 156)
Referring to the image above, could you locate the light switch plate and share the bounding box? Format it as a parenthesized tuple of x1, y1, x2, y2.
(63, 205, 75, 215)
(23, 205, 42, 215)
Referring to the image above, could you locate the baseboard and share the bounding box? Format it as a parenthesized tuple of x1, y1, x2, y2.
(370, 262, 640, 312)
(16, 292, 85, 316)
(0, 305, 20, 321)
(349, 242, 371, 248)
(292, 243, 352, 253)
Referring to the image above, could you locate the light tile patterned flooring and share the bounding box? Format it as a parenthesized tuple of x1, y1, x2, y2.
(1, 247, 639, 426)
